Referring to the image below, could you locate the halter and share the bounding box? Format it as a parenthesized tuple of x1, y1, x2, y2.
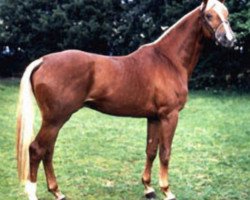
(201, 3, 229, 42)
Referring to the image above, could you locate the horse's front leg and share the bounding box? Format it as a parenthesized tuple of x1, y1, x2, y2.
(142, 118, 160, 199)
(159, 110, 178, 200)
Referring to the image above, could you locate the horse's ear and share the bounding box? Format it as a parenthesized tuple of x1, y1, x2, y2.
(203, 0, 225, 4)
(201, 0, 209, 11)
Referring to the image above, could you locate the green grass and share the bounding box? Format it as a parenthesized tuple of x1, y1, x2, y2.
(0, 79, 249, 200)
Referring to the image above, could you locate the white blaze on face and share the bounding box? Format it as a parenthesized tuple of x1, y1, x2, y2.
(224, 23, 234, 41)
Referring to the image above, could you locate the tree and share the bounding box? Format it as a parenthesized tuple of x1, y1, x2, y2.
(0, 0, 119, 57)
(0, 0, 249, 90)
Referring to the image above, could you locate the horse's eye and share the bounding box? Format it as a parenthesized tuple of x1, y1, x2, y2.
(206, 13, 213, 21)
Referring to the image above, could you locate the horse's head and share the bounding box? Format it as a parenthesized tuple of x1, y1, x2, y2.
(201, 0, 236, 48)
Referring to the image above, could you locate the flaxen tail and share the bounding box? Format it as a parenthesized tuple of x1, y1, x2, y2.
(16, 58, 43, 182)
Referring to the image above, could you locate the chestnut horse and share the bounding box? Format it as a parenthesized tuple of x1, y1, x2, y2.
(16, 0, 235, 199)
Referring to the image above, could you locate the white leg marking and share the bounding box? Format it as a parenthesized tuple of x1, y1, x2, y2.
(164, 190, 176, 200)
(56, 192, 66, 200)
(25, 181, 38, 200)
(144, 185, 155, 195)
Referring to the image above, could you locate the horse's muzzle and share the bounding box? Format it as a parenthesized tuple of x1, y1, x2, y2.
(216, 33, 236, 48)
(215, 22, 236, 48)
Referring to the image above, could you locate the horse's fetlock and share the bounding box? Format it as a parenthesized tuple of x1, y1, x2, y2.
(142, 177, 151, 185)
(48, 184, 58, 193)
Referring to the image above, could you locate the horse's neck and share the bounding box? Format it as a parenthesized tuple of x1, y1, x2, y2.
(153, 7, 203, 79)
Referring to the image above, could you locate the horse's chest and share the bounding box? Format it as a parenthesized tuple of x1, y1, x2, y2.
(154, 83, 188, 116)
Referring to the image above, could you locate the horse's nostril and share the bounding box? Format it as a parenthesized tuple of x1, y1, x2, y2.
(223, 34, 227, 41)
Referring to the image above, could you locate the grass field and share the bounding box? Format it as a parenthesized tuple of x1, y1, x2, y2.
(0, 79, 249, 200)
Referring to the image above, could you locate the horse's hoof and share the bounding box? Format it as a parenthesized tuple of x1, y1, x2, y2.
(56, 196, 66, 200)
(145, 191, 157, 199)
(163, 191, 176, 200)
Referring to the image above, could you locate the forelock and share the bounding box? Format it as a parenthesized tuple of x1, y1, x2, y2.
(206, 0, 228, 20)
(206, 0, 226, 11)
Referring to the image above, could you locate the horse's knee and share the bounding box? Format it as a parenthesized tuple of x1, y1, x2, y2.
(160, 156, 169, 166)
(147, 152, 157, 162)
(48, 185, 65, 200)
(48, 183, 58, 193)
(159, 148, 171, 166)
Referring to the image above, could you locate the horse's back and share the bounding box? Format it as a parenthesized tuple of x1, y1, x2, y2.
(30, 49, 149, 119)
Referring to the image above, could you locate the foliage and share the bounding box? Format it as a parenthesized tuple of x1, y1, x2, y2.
(0, 79, 250, 199)
(0, 0, 116, 56)
(0, 0, 249, 90)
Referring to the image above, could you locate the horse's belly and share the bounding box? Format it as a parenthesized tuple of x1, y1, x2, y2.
(84, 99, 156, 118)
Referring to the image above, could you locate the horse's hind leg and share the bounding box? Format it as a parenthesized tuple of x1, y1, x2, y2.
(43, 143, 65, 199)
(27, 120, 66, 200)
(42, 122, 66, 200)
(142, 118, 159, 199)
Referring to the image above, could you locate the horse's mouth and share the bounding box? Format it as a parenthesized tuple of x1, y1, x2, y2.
(215, 34, 236, 48)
